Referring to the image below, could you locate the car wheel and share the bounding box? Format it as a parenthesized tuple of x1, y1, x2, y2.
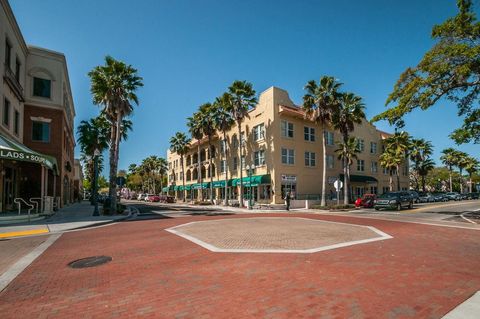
(397, 203, 401, 211)
(374, 208, 379, 211)
(408, 201, 413, 209)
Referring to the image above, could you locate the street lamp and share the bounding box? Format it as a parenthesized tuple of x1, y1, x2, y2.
(245, 164, 255, 210)
(92, 148, 101, 216)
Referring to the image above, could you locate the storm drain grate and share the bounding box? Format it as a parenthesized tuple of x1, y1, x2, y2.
(68, 256, 112, 269)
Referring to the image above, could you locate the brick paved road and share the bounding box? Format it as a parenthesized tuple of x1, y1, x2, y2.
(0, 213, 479, 318)
(0, 235, 50, 275)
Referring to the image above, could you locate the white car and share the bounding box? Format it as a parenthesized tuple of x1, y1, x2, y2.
(137, 193, 147, 201)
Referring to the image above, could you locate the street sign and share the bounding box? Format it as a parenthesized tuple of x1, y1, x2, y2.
(334, 180, 343, 191)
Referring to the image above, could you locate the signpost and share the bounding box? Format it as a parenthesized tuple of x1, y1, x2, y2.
(334, 179, 343, 205)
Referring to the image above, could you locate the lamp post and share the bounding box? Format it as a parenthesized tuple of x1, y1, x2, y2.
(246, 164, 255, 210)
(92, 148, 100, 216)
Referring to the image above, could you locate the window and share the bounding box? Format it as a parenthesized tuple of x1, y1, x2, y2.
(241, 155, 246, 169)
(219, 139, 226, 155)
(232, 135, 238, 149)
(220, 160, 226, 173)
(357, 159, 365, 171)
(233, 157, 238, 170)
(253, 124, 265, 141)
(254, 150, 265, 166)
(3, 98, 10, 127)
(370, 186, 378, 195)
(383, 167, 389, 175)
(304, 126, 315, 142)
(15, 58, 21, 82)
(14, 110, 19, 135)
(325, 131, 334, 145)
(370, 142, 377, 154)
(281, 148, 295, 165)
(33, 77, 51, 98)
(5, 39, 11, 66)
(371, 161, 378, 173)
(240, 132, 246, 146)
(281, 120, 294, 138)
(326, 155, 334, 169)
(32, 121, 50, 142)
(382, 187, 390, 194)
(304, 151, 316, 167)
(357, 139, 365, 152)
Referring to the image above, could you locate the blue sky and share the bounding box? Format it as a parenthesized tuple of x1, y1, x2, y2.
(11, 0, 479, 172)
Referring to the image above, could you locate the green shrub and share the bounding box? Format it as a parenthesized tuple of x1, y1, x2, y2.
(194, 201, 213, 206)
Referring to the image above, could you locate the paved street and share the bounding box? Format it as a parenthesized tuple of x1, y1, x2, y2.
(0, 200, 479, 318)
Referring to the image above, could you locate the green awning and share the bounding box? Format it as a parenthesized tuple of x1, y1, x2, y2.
(340, 174, 378, 183)
(0, 133, 58, 174)
(232, 174, 271, 187)
(192, 182, 210, 189)
(212, 180, 229, 188)
(176, 185, 192, 191)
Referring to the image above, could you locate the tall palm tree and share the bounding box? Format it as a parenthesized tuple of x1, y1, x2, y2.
(227, 80, 257, 207)
(379, 149, 403, 192)
(213, 94, 235, 205)
(335, 137, 360, 201)
(157, 157, 168, 195)
(198, 103, 217, 203)
(89, 56, 143, 213)
(418, 158, 435, 192)
(383, 131, 411, 191)
(409, 138, 433, 190)
(331, 92, 366, 204)
(440, 148, 458, 191)
(457, 151, 469, 194)
(302, 76, 342, 207)
(170, 132, 190, 201)
(465, 157, 479, 193)
(187, 112, 204, 201)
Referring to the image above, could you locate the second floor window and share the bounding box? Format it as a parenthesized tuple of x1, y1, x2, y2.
(357, 159, 365, 172)
(14, 110, 19, 135)
(33, 77, 51, 98)
(254, 150, 265, 166)
(304, 151, 316, 167)
(370, 142, 377, 154)
(5, 39, 11, 67)
(253, 123, 265, 141)
(326, 154, 334, 169)
(325, 131, 334, 145)
(220, 160, 226, 173)
(241, 155, 246, 169)
(15, 58, 21, 82)
(233, 157, 238, 170)
(281, 148, 295, 165)
(304, 126, 315, 142)
(281, 120, 294, 138)
(357, 139, 365, 152)
(32, 121, 50, 142)
(371, 161, 378, 173)
(3, 98, 10, 127)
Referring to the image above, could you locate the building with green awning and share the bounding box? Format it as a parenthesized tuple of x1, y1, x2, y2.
(232, 175, 271, 187)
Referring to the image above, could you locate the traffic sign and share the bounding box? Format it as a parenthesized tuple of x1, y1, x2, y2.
(334, 180, 343, 191)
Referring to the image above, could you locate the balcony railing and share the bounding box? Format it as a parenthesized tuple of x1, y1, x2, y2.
(3, 63, 24, 102)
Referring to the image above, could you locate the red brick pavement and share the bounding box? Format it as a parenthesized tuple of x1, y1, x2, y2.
(1, 214, 479, 319)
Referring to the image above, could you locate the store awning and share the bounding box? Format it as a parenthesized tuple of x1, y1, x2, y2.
(212, 180, 229, 188)
(191, 182, 210, 189)
(162, 186, 175, 192)
(0, 133, 58, 174)
(340, 174, 378, 183)
(232, 174, 271, 187)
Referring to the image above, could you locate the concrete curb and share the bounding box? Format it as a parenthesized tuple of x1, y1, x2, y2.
(442, 291, 480, 318)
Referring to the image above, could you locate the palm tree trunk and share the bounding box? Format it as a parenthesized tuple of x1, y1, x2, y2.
(108, 115, 119, 214)
(396, 165, 401, 191)
(181, 155, 186, 202)
(422, 175, 426, 192)
(321, 125, 326, 207)
(459, 168, 463, 194)
(469, 174, 473, 193)
(208, 137, 213, 203)
(449, 166, 453, 191)
(238, 122, 244, 207)
(197, 141, 202, 201)
(389, 173, 393, 191)
(344, 161, 349, 205)
(223, 131, 229, 206)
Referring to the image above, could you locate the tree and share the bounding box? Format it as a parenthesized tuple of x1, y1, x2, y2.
(380, 149, 402, 192)
(170, 132, 190, 202)
(227, 80, 257, 207)
(440, 148, 459, 191)
(417, 158, 436, 192)
(197, 103, 217, 203)
(372, 0, 480, 144)
(456, 151, 469, 193)
(464, 156, 480, 192)
(89, 56, 143, 213)
(335, 137, 360, 199)
(187, 112, 204, 201)
(383, 131, 411, 191)
(303, 76, 342, 206)
(409, 138, 433, 190)
(213, 94, 235, 205)
(331, 92, 366, 204)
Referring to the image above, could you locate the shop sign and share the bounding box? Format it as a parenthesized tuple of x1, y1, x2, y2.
(281, 174, 297, 182)
(0, 150, 48, 166)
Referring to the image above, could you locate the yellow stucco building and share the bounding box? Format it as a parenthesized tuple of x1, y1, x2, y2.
(166, 87, 409, 205)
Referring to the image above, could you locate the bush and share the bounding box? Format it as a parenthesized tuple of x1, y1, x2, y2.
(194, 201, 213, 206)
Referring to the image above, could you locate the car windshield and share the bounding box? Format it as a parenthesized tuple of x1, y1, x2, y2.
(378, 193, 398, 199)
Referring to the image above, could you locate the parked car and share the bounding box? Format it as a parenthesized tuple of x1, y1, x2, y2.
(445, 192, 461, 201)
(360, 194, 377, 208)
(407, 190, 420, 203)
(159, 195, 175, 203)
(146, 194, 160, 202)
(137, 193, 147, 201)
(466, 192, 479, 200)
(418, 192, 435, 203)
(432, 192, 448, 202)
(374, 192, 413, 211)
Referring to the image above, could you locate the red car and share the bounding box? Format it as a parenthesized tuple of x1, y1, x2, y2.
(146, 194, 160, 202)
(361, 194, 377, 208)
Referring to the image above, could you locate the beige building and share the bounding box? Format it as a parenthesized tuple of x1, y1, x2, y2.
(166, 87, 409, 205)
(0, 0, 75, 211)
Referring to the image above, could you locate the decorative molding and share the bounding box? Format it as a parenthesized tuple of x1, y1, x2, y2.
(30, 116, 51, 123)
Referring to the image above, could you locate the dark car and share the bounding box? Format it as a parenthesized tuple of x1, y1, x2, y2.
(466, 192, 479, 200)
(374, 192, 413, 211)
(432, 192, 448, 202)
(418, 192, 435, 203)
(445, 192, 461, 201)
(407, 190, 420, 203)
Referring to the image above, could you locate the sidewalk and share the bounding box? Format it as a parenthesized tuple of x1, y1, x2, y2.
(0, 201, 129, 238)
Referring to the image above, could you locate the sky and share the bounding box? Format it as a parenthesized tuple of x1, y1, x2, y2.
(10, 0, 479, 173)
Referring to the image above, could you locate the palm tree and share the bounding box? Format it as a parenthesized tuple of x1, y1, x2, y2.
(335, 137, 360, 201)
(157, 157, 168, 195)
(197, 103, 217, 203)
(170, 132, 190, 201)
(418, 158, 435, 192)
(440, 148, 458, 191)
(213, 94, 235, 205)
(89, 56, 143, 213)
(456, 151, 469, 194)
(409, 138, 433, 190)
(383, 131, 411, 191)
(227, 81, 257, 207)
(302, 76, 342, 207)
(465, 157, 479, 193)
(187, 112, 204, 201)
(331, 92, 366, 204)
(379, 149, 402, 192)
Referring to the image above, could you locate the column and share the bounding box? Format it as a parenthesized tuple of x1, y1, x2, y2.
(40, 166, 45, 212)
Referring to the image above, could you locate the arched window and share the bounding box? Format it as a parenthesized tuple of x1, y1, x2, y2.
(192, 168, 198, 180)
(210, 145, 216, 159)
(186, 169, 191, 181)
(209, 164, 216, 177)
(186, 155, 191, 166)
(201, 165, 206, 178)
(193, 153, 198, 164)
(200, 149, 206, 162)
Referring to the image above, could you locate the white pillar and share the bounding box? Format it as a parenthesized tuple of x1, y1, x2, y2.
(40, 166, 45, 212)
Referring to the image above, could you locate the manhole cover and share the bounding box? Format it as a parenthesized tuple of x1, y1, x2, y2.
(68, 256, 112, 269)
